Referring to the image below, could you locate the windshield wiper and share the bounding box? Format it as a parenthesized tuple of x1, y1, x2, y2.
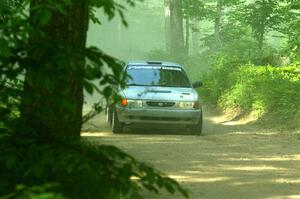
(151, 85, 169, 87)
(151, 84, 186, 87)
(127, 83, 190, 88)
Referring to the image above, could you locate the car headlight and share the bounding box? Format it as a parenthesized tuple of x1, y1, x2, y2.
(127, 99, 143, 108)
(178, 101, 200, 109)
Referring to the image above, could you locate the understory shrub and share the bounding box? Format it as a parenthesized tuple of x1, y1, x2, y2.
(201, 62, 300, 124)
(200, 54, 246, 105)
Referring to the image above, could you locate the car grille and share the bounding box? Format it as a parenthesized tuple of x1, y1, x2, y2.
(146, 101, 175, 107)
(139, 116, 190, 121)
(129, 116, 190, 122)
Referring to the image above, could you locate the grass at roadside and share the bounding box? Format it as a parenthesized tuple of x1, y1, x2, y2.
(200, 62, 300, 130)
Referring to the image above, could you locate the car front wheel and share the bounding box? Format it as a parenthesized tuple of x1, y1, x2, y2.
(112, 109, 124, 133)
(190, 114, 203, 135)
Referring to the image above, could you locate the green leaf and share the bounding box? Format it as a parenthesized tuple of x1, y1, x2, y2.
(84, 80, 94, 95)
(103, 86, 112, 98)
(0, 40, 11, 58)
(129, 192, 143, 199)
(165, 182, 175, 194)
(39, 9, 52, 25)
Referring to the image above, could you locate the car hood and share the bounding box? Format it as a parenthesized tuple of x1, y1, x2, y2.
(121, 86, 198, 101)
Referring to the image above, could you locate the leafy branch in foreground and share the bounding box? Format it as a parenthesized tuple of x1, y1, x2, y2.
(0, 0, 189, 198)
(0, 135, 189, 199)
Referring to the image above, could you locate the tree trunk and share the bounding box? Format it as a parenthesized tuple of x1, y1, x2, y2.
(191, 22, 200, 55)
(169, 0, 184, 59)
(164, 0, 184, 59)
(258, 0, 266, 51)
(214, 0, 222, 50)
(164, 0, 172, 52)
(185, 15, 190, 58)
(19, 0, 89, 140)
(258, 31, 265, 51)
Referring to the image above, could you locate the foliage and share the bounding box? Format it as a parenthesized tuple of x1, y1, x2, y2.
(0, 0, 189, 198)
(0, 134, 188, 199)
(2, 184, 67, 199)
(191, 0, 299, 63)
(182, 0, 207, 21)
(220, 65, 300, 119)
(0, 78, 22, 133)
(0, 0, 24, 131)
(0, 0, 137, 130)
(199, 54, 244, 105)
(236, 0, 285, 49)
(279, 1, 300, 60)
(201, 61, 300, 125)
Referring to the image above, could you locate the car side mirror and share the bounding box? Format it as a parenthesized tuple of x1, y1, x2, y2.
(192, 81, 203, 88)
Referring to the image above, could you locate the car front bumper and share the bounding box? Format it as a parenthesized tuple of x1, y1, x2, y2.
(116, 106, 202, 125)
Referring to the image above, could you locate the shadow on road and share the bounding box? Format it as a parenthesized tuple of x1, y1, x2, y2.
(82, 110, 263, 136)
(82, 111, 300, 199)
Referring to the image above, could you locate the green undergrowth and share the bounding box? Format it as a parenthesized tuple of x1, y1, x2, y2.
(201, 61, 300, 129)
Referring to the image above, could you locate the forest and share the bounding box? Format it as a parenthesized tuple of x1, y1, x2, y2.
(90, 0, 300, 127)
(0, 0, 300, 198)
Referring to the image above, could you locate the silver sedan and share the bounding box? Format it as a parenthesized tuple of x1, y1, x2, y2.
(107, 61, 203, 135)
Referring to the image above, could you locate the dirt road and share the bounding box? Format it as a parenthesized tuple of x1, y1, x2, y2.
(82, 113, 300, 199)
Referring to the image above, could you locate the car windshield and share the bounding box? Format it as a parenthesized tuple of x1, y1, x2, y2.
(126, 65, 191, 88)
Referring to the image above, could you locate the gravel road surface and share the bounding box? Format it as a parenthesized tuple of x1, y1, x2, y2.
(82, 112, 300, 199)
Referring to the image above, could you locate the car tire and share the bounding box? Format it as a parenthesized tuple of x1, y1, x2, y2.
(112, 109, 124, 133)
(190, 113, 203, 135)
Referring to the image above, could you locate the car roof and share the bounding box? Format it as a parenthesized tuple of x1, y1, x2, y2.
(126, 61, 183, 68)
